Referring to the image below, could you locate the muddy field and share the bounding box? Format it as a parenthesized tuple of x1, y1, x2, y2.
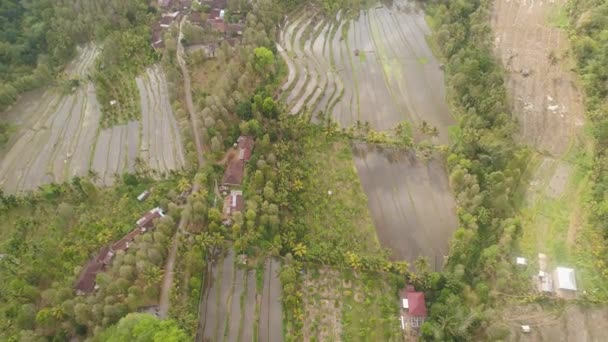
(352, 144, 458, 267)
(0, 46, 185, 192)
(491, 0, 585, 156)
(259, 258, 283, 342)
(196, 252, 282, 342)
(279, 0, 453, 141)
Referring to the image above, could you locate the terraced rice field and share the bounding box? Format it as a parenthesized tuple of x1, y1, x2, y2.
(0, 46, 185, 192)
(196, 251, 282, 342)
(279, 0, 453, 141)
(279, 1, 458, 266)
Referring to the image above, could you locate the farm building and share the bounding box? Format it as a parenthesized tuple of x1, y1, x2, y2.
(160, 15, 177, 28)
(221, 136, 255, 188)
(399, 285, 427, 335)
(222, 190, 244, 225)
(189, 12, 202, 25)
(74, 247, 111, 295)
(137, 207, 165, 230)
(555, 267, 577, 291)
(222, 159, 246, 186)
(74, 208, 166, 295)
(151, 28, 164, 50)
(209, 8, 221, 20)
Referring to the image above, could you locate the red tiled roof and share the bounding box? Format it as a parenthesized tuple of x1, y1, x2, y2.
(209, 18, 226, 32)
(202, 0, 227, 8)
(111, 228, 142, 252)
(406, 292, 427, 317)
(74, 247, 110, 293)
(190, 12, 202, 25)
(160, 16, 174, 26)
(222, 159, 245, 186)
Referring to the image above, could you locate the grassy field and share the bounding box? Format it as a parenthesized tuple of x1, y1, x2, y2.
(298, 135, 384, 262)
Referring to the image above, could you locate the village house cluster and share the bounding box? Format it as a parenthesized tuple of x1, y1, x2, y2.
(74, 207, 165, 295)
(220, 136, 255, 226)
(151, 0, 245, 52)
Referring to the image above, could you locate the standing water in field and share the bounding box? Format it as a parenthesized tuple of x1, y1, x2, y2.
(279, 1, 458, 267)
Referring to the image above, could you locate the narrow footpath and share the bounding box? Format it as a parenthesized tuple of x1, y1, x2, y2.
(177, 16, 205, 168)
(158, 16, 206, 319)
(158, 182, 201, 319)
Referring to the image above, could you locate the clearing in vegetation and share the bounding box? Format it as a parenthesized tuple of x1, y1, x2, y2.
(352, 144, 458, 267)
(279, 1, 454, 142)
(0, 46, 186, 193)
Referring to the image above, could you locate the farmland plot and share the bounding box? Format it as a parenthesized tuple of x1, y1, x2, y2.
(279, 1, 459, 265)
(352, 144, 458, 268)
(195, 251, 281, 342)
(0, 46, 185, 192)
(279, 1, 453, 141)
(299, 266, 401, 341)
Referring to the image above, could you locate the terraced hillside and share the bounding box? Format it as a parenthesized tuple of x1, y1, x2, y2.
(279, 1, 453, 142)
(279, 1, 458, 266)
(0, 46, 186, 192)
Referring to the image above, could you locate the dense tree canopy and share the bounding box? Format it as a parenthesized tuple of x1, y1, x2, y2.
(97, 313, 188, 342)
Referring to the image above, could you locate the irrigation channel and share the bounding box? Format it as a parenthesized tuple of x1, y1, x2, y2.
(279, 0, 458, 267)
(0, 45, 186, 193)
(195, 250, 283, 342)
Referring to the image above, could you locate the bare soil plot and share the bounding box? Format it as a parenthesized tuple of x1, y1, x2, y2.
(352, 144, 458, 267)
(0, 50, 186, 192)
(503, 304, 608, 342)
(259, 258, 283, 342)
(491, 0, 585, 156)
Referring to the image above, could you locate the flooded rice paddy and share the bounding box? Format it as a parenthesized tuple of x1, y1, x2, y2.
(0, 46, 185, 192)
(352, 144, 458, 267)
(279, 0, 453, 142)
(196, 250, 282, 342)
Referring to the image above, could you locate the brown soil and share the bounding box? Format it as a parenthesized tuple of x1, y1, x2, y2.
(504, 304, 608, 342)
(491, 0, 585, 156)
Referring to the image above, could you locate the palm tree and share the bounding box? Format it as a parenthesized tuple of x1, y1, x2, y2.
(293, 243, 307, 258)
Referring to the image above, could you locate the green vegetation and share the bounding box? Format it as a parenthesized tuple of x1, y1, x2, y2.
(420, 0, 530, 340)
(0, 175, 190, 340)
(569, 0, 608, 301)
(97, 313, 188, 341)
(95, 27, 156, 127)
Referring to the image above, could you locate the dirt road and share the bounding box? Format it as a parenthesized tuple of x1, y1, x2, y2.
(158, 182, 201, 319)
(178, 16, 205, 168)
